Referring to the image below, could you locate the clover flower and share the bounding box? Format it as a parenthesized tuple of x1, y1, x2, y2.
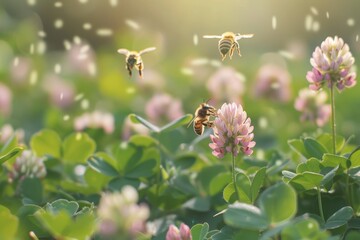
(74, 110, 114, 134)
(9, 150, 46, 181)
(209, 103, 255, 158)
(253, 64, 292, 103)
(97, 186, 150, 239)
(166, 223, 192, 240)
(0, 83, 12, 117)
(307, 36, 356, 91)
(294, 89, 331, 127)
(0, 124, 25, 144)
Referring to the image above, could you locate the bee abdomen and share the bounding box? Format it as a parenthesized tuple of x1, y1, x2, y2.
(194, 122, 204, 135)
(218, 39, 233, 55)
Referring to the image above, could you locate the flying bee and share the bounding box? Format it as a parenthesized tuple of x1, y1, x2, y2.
(117, 47, 156, 78)
(187, 100, 217, 135)
(203, 32, 254, 61)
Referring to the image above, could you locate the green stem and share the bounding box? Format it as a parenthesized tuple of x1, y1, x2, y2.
(317, 187, 325, 221)
(346, 173, 351, 207)
(330, 82, 336, 154)
(232, 154, 239, 201)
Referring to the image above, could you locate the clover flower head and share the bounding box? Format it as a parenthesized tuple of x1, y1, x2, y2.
(97, 186, 150, 238)
(209, 102, 255, 158)
(0, 83, 12, 117)
(307, 36, 356, 91)
(166, 223, 192, 240)
(74, 110, 115, 134)
(9, 150, 46, 180)
(294, 88, 331, 127)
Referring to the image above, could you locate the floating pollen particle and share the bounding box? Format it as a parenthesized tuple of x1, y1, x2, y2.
(29, 43, 35, 54)
(54, 19, 64, 29)
(78, 0, 88, 4)
(13, 57, 19, 67)
(81, 99, 89, 109)
(29, 70, 38, 85)
(326, 11, 330, 19)
(54, 63, 62, 74)
(310, 6, 318, 15)
(60, 92, 64, 100)
(347, 18, 355, 26)
(305, 15, 313, 31)
(109, 0, 118, 7)
(64, 40, 72, 50)
(27, 0, 36, 6)
(312, 21, 320, 32)
(73, 36, 82, 45)
(193, 34, 199, 46)
(125, 19, 140, 30)
(37, 41, 47, 55)
(38, 31, 46, 38)
(75, 93, 84, 101)
(96, 28, 113, 37)
(54, 1, 63, 7)
(83, 23, 92, 30)
(63, 115, 70, 121)
(272, 16, 277, 30)
(356, 35, 359, 42)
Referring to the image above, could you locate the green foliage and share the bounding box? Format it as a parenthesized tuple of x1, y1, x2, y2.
(0, 205, 19, 240)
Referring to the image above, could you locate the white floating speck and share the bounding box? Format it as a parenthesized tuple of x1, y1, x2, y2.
(83, 22, 92, 30)
(210, 59, 222, 68)
(80, 44, 90, 53)
(63, 40, 72, 50)
(125, 19, 140, 30)
(356, 35, 359, 42)
(81, 99, 89, 110)
(272, 16, 277, 30)
(326, 11, 330, 19)
(29, 43, 35, 54)
(60, 92, 64, 100)
(54, 1, 63, 7)
(312, 21, 320, 32)
(310, 6, 318, 15)
(347, 18, 355, 27)
(29, 70, 38, 85)
(74, 165, 86, 176)
(193, 34, 198, 46)
(278, 50, 294, 60)
(258, 117, 268, 129)
(88, 62, 97, 76)
(36, 41, 47, 55)
(96, 28, 113, 37)
(54, 63, 62, 74)
(13, 57, 19, 67)
(27, 0, 36, 6)
(78, 0, 88, 4)
(77, 54, 88, 60)
(75, 93, 84, 101)
(63, 115, 70, 121)
(181, 68, 193, 76)
(109, 0, 118, 7)
(190, 58, 209, 66)
(305, 15, 313, 31)
(54, 19, 64, 29)
(271, 82, 280, 89)
(126, 87, 136, 94)
(38, 31, 46, 38)
(73, 36, 82, 45)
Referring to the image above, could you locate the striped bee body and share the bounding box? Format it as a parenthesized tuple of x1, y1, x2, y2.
(189, 102, 217, 135)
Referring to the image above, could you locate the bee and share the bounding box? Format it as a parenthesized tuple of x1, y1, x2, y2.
(117, 47, 156, 78)
(203, 32, 254, 61)
(188, 100, 217, 135)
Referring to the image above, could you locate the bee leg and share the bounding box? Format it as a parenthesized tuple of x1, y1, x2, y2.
(202, 119, 214, 128)
(235, 41, 241, 56)
(137, 63, 143, 78)
(126, 63, 132, 77)
(221, 53, 227, 61)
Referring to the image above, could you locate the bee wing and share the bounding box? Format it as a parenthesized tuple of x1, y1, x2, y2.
(235, 34, 254, 40)
(203, 35, 222, 39)
(117, 48, 130, 55)
(139, 47, 156, 55)
(186, 115, 196, 128)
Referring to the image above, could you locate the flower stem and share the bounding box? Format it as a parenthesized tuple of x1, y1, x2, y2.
(330, 82, 336, 154)
(232, 154, 239, 201)
(317, 187, 325, 221)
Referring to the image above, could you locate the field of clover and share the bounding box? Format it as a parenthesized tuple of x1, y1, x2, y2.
(1, 1, 360, 240)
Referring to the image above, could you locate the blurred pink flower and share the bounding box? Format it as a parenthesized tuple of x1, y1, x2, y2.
(43, 74, 75, 108)
(307, 36, 356, 91)
(122, 115, 149, 140)
(253, 64, 292, 102)
(65, 43, 97, 77)
(97, 186, 150, 238)
(206, 66, 245, 104)
(0, 83, 12, 117)
(74, 111, 114, 134)
(166, 223, 192, 240)
(136, 69, 165, 91)
(145, 93, 184, 125)
(9, 150, 46, 181)
(209, 103, 255, 158)
(0, 124, 25, 144)
(10, 57, 32, 85)
(294, 89, 331, 127)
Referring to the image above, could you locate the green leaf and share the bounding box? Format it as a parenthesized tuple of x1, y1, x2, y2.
(84, 167, 111, 191)
(345, 230, 360, 240)
(321, 166, 339, 188)
(62, 133, 96, 163)
(60, 210, 96, 239)
(197, 165, 227, 195)
(304, 137, 327, 159)
(251, 167, 266, 203)
(259, 182, 297, 224)
(191, 223, 209, 240)
(296, 158, 321, 174)
(317, 133, 345, 154)
(19, 178, 43, 204)
(172, 174, 198, 196)
(87, 155, 119, 177)
(35, 210, 71, 237)
(45, 199, 79, 216)
(235, 172, 252, 204)
(224, 203, 268, 230)
(288, 172, 323, 191)
(348, 167, 360, 183)
(124, 147, 160, 178)
(223, 183, 237, 203)
(288, 139, 309, 158)
(0, 205, 19, 240)
(282, 170, 296, 181)
(183, 197, 210, 212)
(108, 177, 140, 191)
(349, 146, 360, 168)
(0, 146, 23, 164)
(322, 154, 348, 169)
(30, 129, 62, 158)
(209, 172, 231, 196)
(159, 114, 193, 132)
(325, 206, 354, 229)
(129, 114, 160, 132)
(281, 218, 329, 240)
(129, 135, 157, 148)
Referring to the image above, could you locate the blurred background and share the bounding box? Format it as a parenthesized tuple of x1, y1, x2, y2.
(1, 0, 360, 152)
